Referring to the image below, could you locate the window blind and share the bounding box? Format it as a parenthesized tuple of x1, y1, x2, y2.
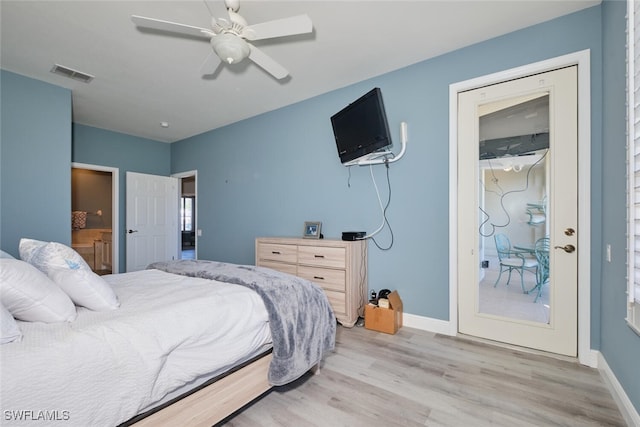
(628, 0, 640, 333)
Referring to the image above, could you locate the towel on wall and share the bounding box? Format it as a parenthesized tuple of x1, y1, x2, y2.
(71, 211, 87, 230)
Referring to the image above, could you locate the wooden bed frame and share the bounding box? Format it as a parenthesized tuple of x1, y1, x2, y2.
(130, 353, 273, 427)
(127, 352, 321, 426)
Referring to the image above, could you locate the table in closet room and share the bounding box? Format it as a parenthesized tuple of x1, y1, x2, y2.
(255, 237, 367, 327)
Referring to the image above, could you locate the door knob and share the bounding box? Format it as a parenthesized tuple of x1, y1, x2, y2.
(554, 244, 576, 253)
(128, 229, 138, 234)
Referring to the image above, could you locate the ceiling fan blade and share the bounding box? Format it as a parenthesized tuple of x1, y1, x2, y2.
(248, 44, 288, 79)
(131, 15, 213, 39)
(200, 51, 222, 75)
(244, 14, 312, 41)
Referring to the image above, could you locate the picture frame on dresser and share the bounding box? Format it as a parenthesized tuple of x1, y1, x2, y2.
(303, 221, 322, 239)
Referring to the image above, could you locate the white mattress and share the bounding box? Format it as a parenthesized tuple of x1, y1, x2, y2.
(0, 269, 271, 426)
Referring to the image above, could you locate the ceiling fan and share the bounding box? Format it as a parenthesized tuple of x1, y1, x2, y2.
(131, 0, 312, 80)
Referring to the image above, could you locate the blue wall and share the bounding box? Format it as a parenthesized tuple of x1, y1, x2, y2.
(172, 6, 603, 322)
(601, 0, 640, 414)
(1, 2, 637, 414)
(72, 124, 171, 271)
(0, 70, 72, 255)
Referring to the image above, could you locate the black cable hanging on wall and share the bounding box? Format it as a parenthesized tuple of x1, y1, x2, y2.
(370, 161, 394, 250)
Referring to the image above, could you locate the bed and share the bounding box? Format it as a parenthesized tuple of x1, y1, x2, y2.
(0, 247, 336, 427)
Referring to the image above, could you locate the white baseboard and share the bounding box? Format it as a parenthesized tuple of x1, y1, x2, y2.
(597, 351, 640, 427)
(583, 349, 599, 369)
(403, 313, 454, 336)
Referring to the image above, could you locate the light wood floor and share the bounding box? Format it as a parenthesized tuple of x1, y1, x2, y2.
(220, 325, 626, 426)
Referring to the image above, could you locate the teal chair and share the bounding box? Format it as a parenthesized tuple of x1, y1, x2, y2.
(493, 233, 538, 293)
(530, 237, 550, 302)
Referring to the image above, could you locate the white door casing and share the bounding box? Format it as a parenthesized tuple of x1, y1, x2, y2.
(126, 172, 179, 272)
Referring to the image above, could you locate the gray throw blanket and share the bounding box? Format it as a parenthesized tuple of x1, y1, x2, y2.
(147, 260, 336, 386)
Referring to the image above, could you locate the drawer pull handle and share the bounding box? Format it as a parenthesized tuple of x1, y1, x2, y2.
(314, 255, 325, 258)
(271, 251, 281, 254)
(313, 276, 325, 280)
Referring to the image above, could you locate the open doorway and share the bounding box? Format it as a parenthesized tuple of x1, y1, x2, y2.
(71, 163, 119, 274)
(174, 171, 197, 260)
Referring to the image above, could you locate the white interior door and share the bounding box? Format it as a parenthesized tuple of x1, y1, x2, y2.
(126, 172, 179, 272)
(457, 66, 578, 356)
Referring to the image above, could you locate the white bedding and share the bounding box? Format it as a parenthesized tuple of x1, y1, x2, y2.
(0, 269, 271, 426)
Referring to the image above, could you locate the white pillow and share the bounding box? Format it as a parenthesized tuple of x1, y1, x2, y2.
(0, 259, 76, 322)
(21, 239, 119, 311)
(18, 237, 47, 264)
(0, 250, 15, 259)
(48, 267, 120, 311)
(0, 302, 22, 344)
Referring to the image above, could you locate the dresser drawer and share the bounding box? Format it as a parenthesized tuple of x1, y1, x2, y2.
(257, 243, 297, 264)
(298, 246, 345, 269)
(324, 290, 346, 315)
(297, 266, 346, 292)
(256, 237, 366, 328)
(259, 260, 298, 276)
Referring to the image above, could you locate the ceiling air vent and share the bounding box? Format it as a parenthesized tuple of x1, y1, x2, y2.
(50, 64, 94, 83)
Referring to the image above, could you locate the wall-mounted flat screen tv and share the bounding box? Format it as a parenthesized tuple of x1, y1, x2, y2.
(330, 87, 392, 165)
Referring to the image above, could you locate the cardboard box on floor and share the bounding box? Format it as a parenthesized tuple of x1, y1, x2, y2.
(364, 290, 403, 334)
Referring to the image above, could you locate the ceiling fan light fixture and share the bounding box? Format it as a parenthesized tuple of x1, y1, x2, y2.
(132, 0, 312, 79)
(211, 33, 249, 64)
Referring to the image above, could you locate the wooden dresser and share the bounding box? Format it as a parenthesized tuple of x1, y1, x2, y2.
(255, 237, 367, 327)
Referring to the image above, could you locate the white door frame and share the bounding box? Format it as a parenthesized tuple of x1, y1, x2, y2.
(172, 170, 198, 259)
(448, 50, 594, 366)
(71, 162, 119, 274)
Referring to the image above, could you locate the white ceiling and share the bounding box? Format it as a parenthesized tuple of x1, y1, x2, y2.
(1, 0, 599, 143)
